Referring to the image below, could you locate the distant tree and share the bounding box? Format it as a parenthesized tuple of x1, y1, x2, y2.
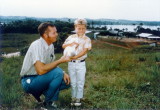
(139, 23, 143, 29)
(91, 21, 94, 29)
(114, 28, 120, 32)
(101, 26, 107, 30)
(135, 26, 142, 32)
(95, 27, 100, 30)
(54, 20, 74, 33)
(87, 23, 91, 29)
(123, 32, 136, 38)
(122, 28, 125, 32)
(68, 19, 71, 23)
(2, 19, 41, 33)
(134, 28, 137, 32)
(54, 32, 68, 53)
(109, 27, 112, 31)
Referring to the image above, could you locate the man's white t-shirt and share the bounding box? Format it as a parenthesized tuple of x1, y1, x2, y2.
(20, 37, 55, 76)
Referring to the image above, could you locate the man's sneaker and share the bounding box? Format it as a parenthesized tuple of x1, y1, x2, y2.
(40, 107, 48, 110)
(51, 101, 58, 108)
(71, 98, 76, 106)
(74, 98, 81, 106)
(43, 101, 58, 109)
(35, 101, 47, 110)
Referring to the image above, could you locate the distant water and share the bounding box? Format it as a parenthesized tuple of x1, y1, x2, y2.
(93, 25, 160, 32)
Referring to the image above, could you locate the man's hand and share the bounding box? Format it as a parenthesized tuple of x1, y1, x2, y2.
(70, 56, 78, 60)
(63, 73, 70, 85)
(59, 56, 71, 63)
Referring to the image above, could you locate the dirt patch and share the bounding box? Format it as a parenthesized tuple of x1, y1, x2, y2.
(95, 37, 160, 49)
(92, 40, 130, 49)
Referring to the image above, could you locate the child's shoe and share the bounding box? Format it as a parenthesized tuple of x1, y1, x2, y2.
(71, 98, 76, 106)
(74, 98, 81, 106)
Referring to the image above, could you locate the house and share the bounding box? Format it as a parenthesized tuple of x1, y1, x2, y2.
(136, 33, 152, 38)
(94, 32, 100, 40)
(136, 33, 160, 41)
(147, 36, 160, 41)
(109, 30, 119, 35)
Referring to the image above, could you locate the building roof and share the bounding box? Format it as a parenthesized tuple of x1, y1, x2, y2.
(71, 30, 92, 34)
(94, 32, 100, 35)
(147, 36, 160, 39)
(136, 33, 152, 37)
(109, 30, 119, 34)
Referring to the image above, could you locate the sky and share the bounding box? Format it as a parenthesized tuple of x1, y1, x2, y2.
(0, 0, 160, 21)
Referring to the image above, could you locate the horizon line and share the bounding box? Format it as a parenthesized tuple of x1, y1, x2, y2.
(1, 15, 160, 22)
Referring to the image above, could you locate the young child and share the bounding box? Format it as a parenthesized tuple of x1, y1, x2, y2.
(62, 18, 92, 106)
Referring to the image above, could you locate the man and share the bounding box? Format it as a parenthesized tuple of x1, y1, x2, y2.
(20, 22, 71, 109)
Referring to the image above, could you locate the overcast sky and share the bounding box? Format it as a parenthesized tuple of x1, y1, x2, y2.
(0, 0, 160, 21)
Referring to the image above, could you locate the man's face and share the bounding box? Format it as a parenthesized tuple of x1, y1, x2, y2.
(46, 26, 58, 43)
(75, 24, 86, 36)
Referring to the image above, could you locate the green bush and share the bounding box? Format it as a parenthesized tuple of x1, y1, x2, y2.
(131, 45, 160, 53)
(20, 46, 29, 56)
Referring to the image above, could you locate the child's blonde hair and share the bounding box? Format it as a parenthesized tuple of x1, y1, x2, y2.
(74, 18, 87, 26)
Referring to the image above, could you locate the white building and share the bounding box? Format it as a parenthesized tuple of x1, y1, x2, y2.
(136, 33, 153, 38)
(136, 33, 160, 41)
(2, 52, 20, 58)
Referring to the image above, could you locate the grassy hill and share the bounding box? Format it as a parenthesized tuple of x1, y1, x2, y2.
(1, 33, 39, 53)
(0, 39, 160, 109)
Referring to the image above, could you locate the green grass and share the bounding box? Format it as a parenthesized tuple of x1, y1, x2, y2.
(0, 40, 160, 109)
(1, 33, 39, 53)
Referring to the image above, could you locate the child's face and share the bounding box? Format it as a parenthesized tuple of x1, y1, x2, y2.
(75, 24, 86, 36)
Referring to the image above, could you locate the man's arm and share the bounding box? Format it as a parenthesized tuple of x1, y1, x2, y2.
(71, 48, 88, 60)
(34, 56, 71, 75)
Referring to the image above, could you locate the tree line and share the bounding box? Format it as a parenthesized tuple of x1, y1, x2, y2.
(1, 19, 74, 55)
(1, 19, 74, 34)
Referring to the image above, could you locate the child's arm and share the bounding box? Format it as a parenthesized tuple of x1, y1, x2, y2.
(62, 35, 79, 49)
(62, 42, 79, 49)
(71, 38, 92, 60)
(71, 48, 88, 60)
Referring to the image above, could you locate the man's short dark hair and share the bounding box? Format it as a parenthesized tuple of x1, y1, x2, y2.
(38, 22, 55, 36)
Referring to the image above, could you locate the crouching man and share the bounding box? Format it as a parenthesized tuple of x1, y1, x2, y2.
(20, 22, 71, 109)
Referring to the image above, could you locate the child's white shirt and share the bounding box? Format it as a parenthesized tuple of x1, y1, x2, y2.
(63, 34, 92, 60)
